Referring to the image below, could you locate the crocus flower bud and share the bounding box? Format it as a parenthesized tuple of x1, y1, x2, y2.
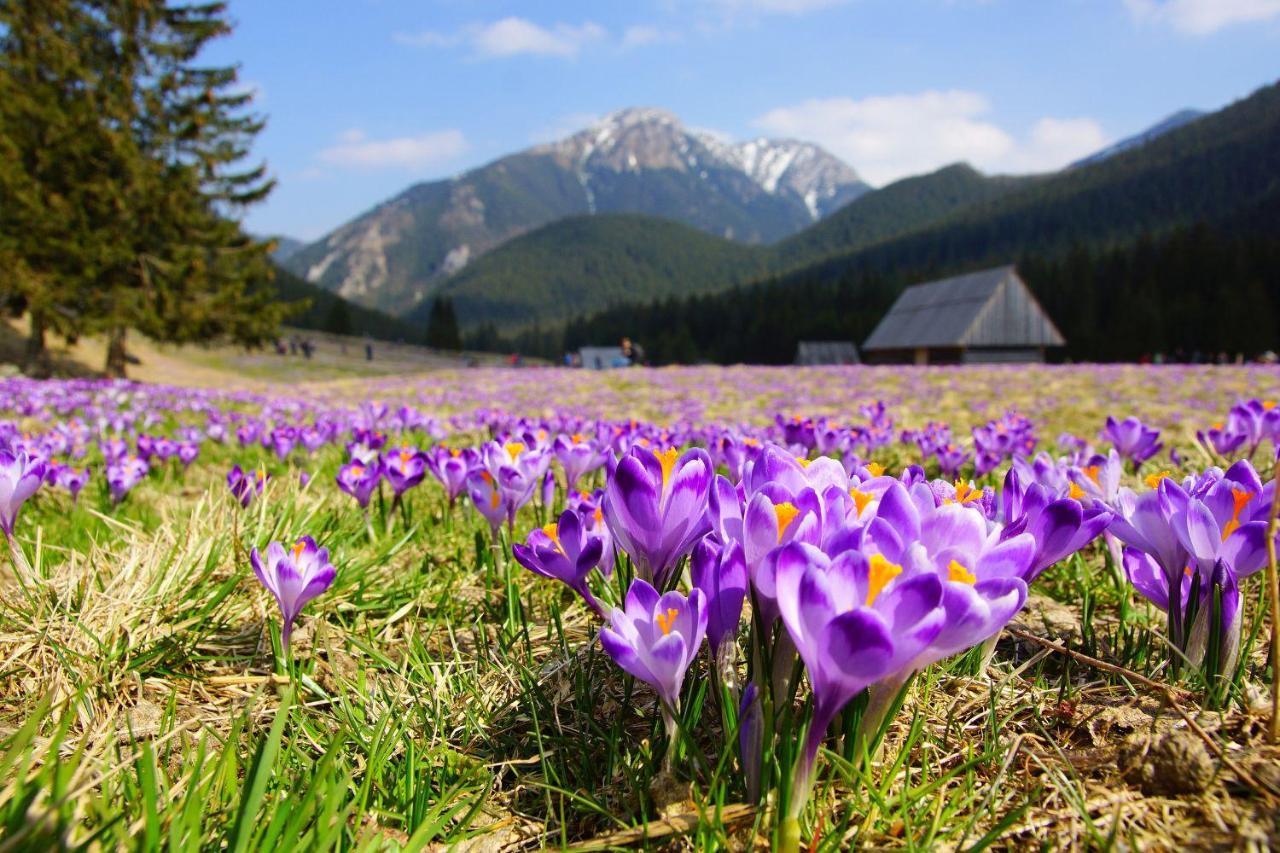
(250, 536, 336, 652)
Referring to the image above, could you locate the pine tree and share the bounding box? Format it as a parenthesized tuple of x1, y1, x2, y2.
(425, 297, 462, 350)
(0, 1, 286, 378)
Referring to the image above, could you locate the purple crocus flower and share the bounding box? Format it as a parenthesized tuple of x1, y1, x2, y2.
(383, 446, 426, 496)
(553, 433, 607, 494)
(1103, 416, 1163, 467)
(336, 458, 382, 508)
(0, 450, 46, 538)
(56, 465, 91, 504)
(602, 446, 713, 588)
(427, 446, 474, 507)
(599, 578, 707, 711)
(690, 538, 748, 656)
(106, 456, 149, 504)
(512, 508, 605, 616)
(1000, 469, 1111, 582)
(227, 465, 269, 508)
(177, 442, 200, 467)
(250, 536, 337, 652)
(466, 468, 508, 539)
(774, 541, 944, 817)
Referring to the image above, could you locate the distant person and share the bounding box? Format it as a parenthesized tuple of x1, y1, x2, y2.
(301, 340, 313, 359)
(289, 337, 298, 356)
(365, 343, 373, 361)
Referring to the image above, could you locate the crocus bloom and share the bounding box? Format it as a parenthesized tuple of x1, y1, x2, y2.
(603, 446, 713, 588)
(1000, 470, 1111, 582)
(107, 456, 149, 504)
(250, 536, 337, 652)
(227, 464, 269, 508)
(466, 469, 508, 539)
(427, 446, 474, 507)
(690, 539, 748, 655)
(56, 465, 91, 503)
(774, 542, 944, 816)
(553, 433, 607, 494)
(599, 578, 707, 711)
(383, 446, 426, 496)
(0, 450, 46, 538)
(512, 509, 605, 616)
(336, 458, 382, 508)
(1104, 416, 1163, 466)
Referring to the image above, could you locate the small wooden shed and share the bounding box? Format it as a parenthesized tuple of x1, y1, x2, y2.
(861, 266, 1065, 364)
(795, 341, 860, 365)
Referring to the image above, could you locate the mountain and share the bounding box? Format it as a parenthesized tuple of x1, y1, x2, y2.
(283, 108, 867, 315)
(1069, 108, 1205, 168)
(550, 80, 1280, 364)
(269, 236, 306, 263)
(425, 165, 1036, 332)
(407, 214, 767, 330)
(772, 164, 1040, 268)
(267, 266, 419, 342)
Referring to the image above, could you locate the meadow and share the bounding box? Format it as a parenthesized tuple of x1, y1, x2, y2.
(1, 363, 1279, 851)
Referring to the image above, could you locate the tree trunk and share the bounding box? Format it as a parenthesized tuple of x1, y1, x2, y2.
(105, 326, 128, 379)
(22, 311, 51, 378)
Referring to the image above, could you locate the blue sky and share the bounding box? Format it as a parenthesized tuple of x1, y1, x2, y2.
(207, 0, 1280, 241)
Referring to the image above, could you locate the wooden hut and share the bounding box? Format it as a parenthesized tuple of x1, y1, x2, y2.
(861, 266, 1065, 364)
(795, 341, 860, 366)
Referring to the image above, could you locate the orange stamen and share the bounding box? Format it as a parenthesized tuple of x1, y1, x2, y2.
(655, 607, 679, 636)
(948, 560, 977, 585)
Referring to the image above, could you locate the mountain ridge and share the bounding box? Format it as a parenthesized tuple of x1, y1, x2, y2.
(284, 108, 867, 315)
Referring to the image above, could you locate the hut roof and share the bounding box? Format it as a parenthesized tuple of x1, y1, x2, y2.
(862, 266, 1065, 351)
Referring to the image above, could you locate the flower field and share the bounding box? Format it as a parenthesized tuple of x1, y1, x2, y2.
(1, 363, 1279, 850)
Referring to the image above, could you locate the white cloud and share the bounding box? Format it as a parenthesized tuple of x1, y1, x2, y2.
(621, 25, 679, 47)
(472, 17, 605, 58)
(397, 17, 606, 59)
(1124, 0, 1280, 34)
(316, 128, 468, 171)
(754, 91, 1107, 185)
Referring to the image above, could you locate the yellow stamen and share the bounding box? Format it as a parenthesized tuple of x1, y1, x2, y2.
(480, 470, 493, 483)
(541, 522, 560, 545)
(1068, 482, 1086, 501)
(449, 448, 461, 457)
(796, 456, 811, 468)
(950, 480, 981, 504)
(1084, 465, 1100, 484)
(655, 607, 679, 636)
(866, 554, 903, 605)
(399, 450, 413, 464)
(654, 447, 680, 490)
(504, 442, 525, 461)
(865, 462, 885, 477)
(744, 438, 760, 447)
(850, 488, 873, 517)
(490, 491, 500, 509)
(571, 433, 584, 444)
(256, 468, 267, 482)
(1212, 422, 1224, 431)
(292, 540, 306, 560)
(948, 559, 977, 585)
(1264, 401, 1276, 410)
(774, 502, 801, 542)
(593, 507, 603, 524)
(350, 465, 364, 477)
(1144, 470, 1171, 489)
